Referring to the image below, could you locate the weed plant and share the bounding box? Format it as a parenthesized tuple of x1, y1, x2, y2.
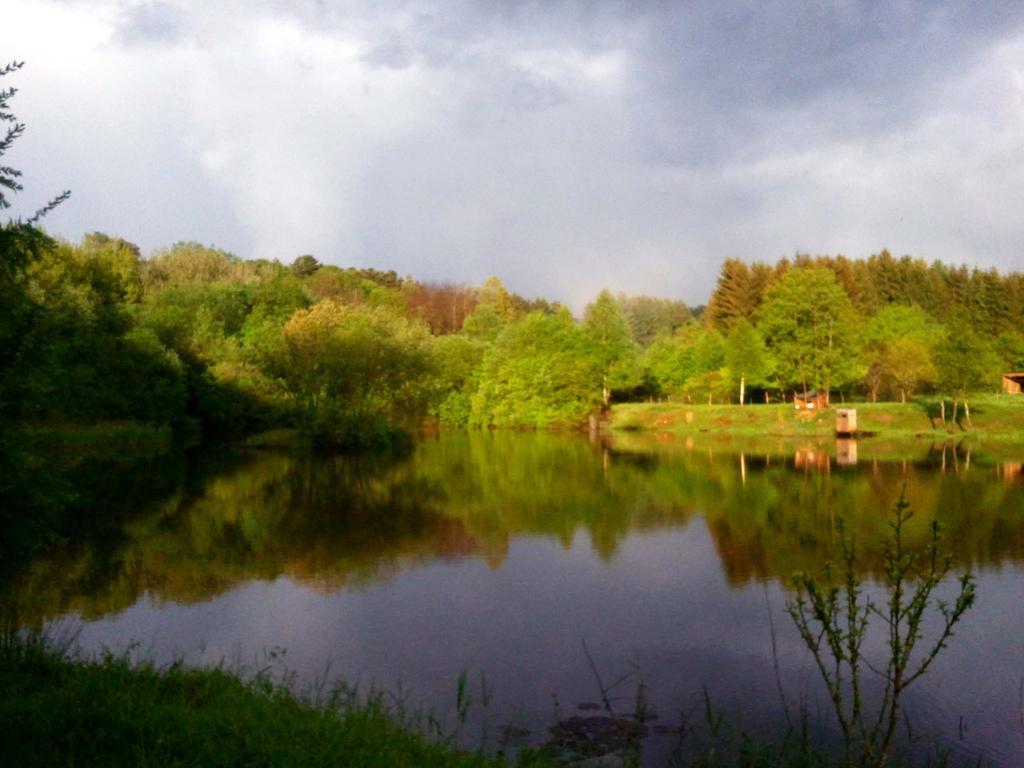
(786, 492, 976, 768)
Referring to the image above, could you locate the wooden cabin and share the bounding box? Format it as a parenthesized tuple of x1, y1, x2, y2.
(794, 390, 828, 410)
(1003, 373, 1024, 394)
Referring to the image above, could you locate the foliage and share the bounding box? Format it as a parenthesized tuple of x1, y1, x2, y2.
(757, 267, 861, 396)
(290, 253, 321, 278)
(617, 294, 690, 347)
(787, 494, 975, 768)
(994, 330, 1024, 372)
(723, 318, 775, 402)
(263, 301, 435, 446)
(705, 258, 775, 331)
(405, 281, 479, 335)
(477, 276, 520, 322)
(431, 334, 488, 426)
(933, 324, 999, 426)
(876, 338, 936, 403)
(2, 62, 1020, 444)
(643, 322, 725, 399)
(470, 310, 599, 428)
(582, 290, 641, 407)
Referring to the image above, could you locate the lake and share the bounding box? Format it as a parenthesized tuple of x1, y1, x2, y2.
(6, 431, 1024, 765)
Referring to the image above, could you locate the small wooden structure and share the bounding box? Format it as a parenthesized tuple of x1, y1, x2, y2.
(794, 390, 828, 410)
(1002, 373, 1024, 394)
(835, 408, 857, 436)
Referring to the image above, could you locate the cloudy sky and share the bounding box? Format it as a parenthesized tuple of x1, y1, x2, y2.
(4, 1, 1024, 306)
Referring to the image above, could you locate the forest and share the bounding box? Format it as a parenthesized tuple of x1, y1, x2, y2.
(3, 228, 1024, 446)
(3, 60, 1024, 448)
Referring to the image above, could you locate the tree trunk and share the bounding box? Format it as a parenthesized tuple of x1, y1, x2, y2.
(739, 375, 745, 406)
(900, 389, 907, 404)
(602, 386, 610, 409)
(952, 399, 958, 425)
(964, 398, 972, 428)
(940, 398, 946, 427)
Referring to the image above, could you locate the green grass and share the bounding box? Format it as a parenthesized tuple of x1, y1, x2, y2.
(0, 638, 552, 768)
(611, 394, 1024, 442)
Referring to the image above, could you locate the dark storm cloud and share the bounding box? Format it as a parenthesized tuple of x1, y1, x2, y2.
(625, 1, 1024, 165)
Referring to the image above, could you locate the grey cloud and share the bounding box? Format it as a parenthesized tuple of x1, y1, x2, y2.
(113, 1, 192, 46)
(627, 1, 1024, 166)
(504, 68, 567, 112)
(8, 0, 1024, 306)
(361, 35, 414, 69)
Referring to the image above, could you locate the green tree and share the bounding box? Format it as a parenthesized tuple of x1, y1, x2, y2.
(757, 267, 860, 401)
(470, 309, 598, 428)
(430, 334, 487, 426)
(860, 306, 941, 401)
(460, 302, 504, 343)
(477, 276, 519, 322)
(723, 318, 774, 404)
(290, 254, 321, 278)
(583, 290, 640, 407)
(705, 258, 757, 331)
(934, 325, 998, 428)
(263, 301, 434, 446)
(143, 242, 238, 290)
(994, 330, 1024, 372)
(879, 338, 937, 403)
(0, 61, 71, 423)
(617, 294, 690, 347)
(642, 323, 724, 399)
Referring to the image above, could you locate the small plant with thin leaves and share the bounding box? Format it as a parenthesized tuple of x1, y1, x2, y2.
(786, 491, 975, 768)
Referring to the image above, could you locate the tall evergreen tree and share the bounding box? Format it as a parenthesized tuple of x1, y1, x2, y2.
(706, 258, 757, 331)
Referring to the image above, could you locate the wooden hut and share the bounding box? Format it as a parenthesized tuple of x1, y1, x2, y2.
(794, 390, 828, 410)
(1002, 373, 1024, 394)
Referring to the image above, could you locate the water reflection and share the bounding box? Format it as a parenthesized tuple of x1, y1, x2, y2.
(6, 432, 1024, 764)
(6, 433, 1024, 626)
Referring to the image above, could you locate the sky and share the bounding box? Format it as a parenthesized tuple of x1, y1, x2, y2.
(3, 1, 1024, 307)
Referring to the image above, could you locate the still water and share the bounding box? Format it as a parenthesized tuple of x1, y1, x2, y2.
(8, 432, 1024, 764)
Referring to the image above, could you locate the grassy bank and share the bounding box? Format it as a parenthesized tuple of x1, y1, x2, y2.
(611, 395, 1024, 442)
(0, 639, 554, 768)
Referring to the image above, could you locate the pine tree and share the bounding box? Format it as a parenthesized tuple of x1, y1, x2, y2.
(706, 258, 757, 331)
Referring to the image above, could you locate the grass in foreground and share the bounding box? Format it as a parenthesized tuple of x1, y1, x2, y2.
(0, 638, 550, 768)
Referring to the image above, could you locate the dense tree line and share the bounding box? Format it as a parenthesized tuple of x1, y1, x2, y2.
(3, 63, 1022, 443)
(1, 233, 650, 439)
(8, 238, 1020, 440)
(5, 227, 1021, 439)
(670, 255, 1023, 417)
